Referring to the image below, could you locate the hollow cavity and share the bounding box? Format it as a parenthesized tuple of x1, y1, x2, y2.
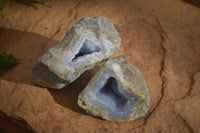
(72, 39, 100, 61)
(96, 77, 128, 112)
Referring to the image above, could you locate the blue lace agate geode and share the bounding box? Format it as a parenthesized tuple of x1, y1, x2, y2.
(30, 17, 121, 89)
(78, 56, 151, 121)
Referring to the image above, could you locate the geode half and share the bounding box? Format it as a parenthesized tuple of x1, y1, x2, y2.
(30, 16, 121, 89)
(78, 56, 151, 121)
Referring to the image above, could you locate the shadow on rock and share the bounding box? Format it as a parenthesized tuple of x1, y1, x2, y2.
(0, 27, 97, 114)
(48, 66, 100, 114)
(182, 0, 200, 8)
(0, 27, 57, 85)
(0, 110, 36, 133)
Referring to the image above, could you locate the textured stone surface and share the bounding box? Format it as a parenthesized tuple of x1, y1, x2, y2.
(30, 16, 121, 89)
(174, 95, 200, 133)
(0, 0, 200, 132)
(78, 56, 151, 121)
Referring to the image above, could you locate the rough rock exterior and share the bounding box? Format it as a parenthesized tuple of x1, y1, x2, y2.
(30, 16, 121, 89)
(78, 56, 151, 121)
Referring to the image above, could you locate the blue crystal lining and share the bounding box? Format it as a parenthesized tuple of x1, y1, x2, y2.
(87, 68, 137, 120)
(72, 39, 101, 61)
(97, 77, 128, 111)
(66, 34, 114, 70)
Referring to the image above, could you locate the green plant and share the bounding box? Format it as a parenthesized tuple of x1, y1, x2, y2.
(0, 0, 10, 11)
(0, 52, 19, 74)
(0, 0, 52, 11)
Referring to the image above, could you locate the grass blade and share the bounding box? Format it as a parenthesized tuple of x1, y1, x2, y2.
(22, 0, 52, 8)
(0, 0, 11, 11)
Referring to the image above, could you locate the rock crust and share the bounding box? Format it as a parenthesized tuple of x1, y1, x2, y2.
(78, 56, 151, 121)
(30, 16, 121, 89)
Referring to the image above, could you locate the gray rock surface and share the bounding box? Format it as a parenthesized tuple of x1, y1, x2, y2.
(78, 55, 151, 121)
(30, 16, 121, 89)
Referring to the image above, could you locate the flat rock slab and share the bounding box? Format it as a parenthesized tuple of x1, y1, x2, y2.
(0, 0, 200, 132)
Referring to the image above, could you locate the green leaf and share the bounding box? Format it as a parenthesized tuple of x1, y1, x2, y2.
(0, 0, 52, 11)
(21, 0, 52, 8)
(0, 52, 19, 74)
(0, 0, 11, 11)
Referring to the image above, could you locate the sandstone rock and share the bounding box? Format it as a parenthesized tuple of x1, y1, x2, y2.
(30, 16, 121, 89)
(191, 72, 200, 96)
(78, 56, 151, 121)
(174, 95, 200, 133)
(0, 0, 200, 132)
(0, 79, 136, 133)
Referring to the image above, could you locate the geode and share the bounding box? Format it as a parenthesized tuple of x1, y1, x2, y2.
(30, 16, 121, 89)
(78, 56, 151, 121)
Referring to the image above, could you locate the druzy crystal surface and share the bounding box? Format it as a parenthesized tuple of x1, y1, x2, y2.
(30, 16, 121, 89)
(78, 56, 151, 121)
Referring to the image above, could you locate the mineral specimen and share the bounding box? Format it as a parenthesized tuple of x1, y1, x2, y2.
(78, 56, 151, 121)
(30, 16, 121, 89)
